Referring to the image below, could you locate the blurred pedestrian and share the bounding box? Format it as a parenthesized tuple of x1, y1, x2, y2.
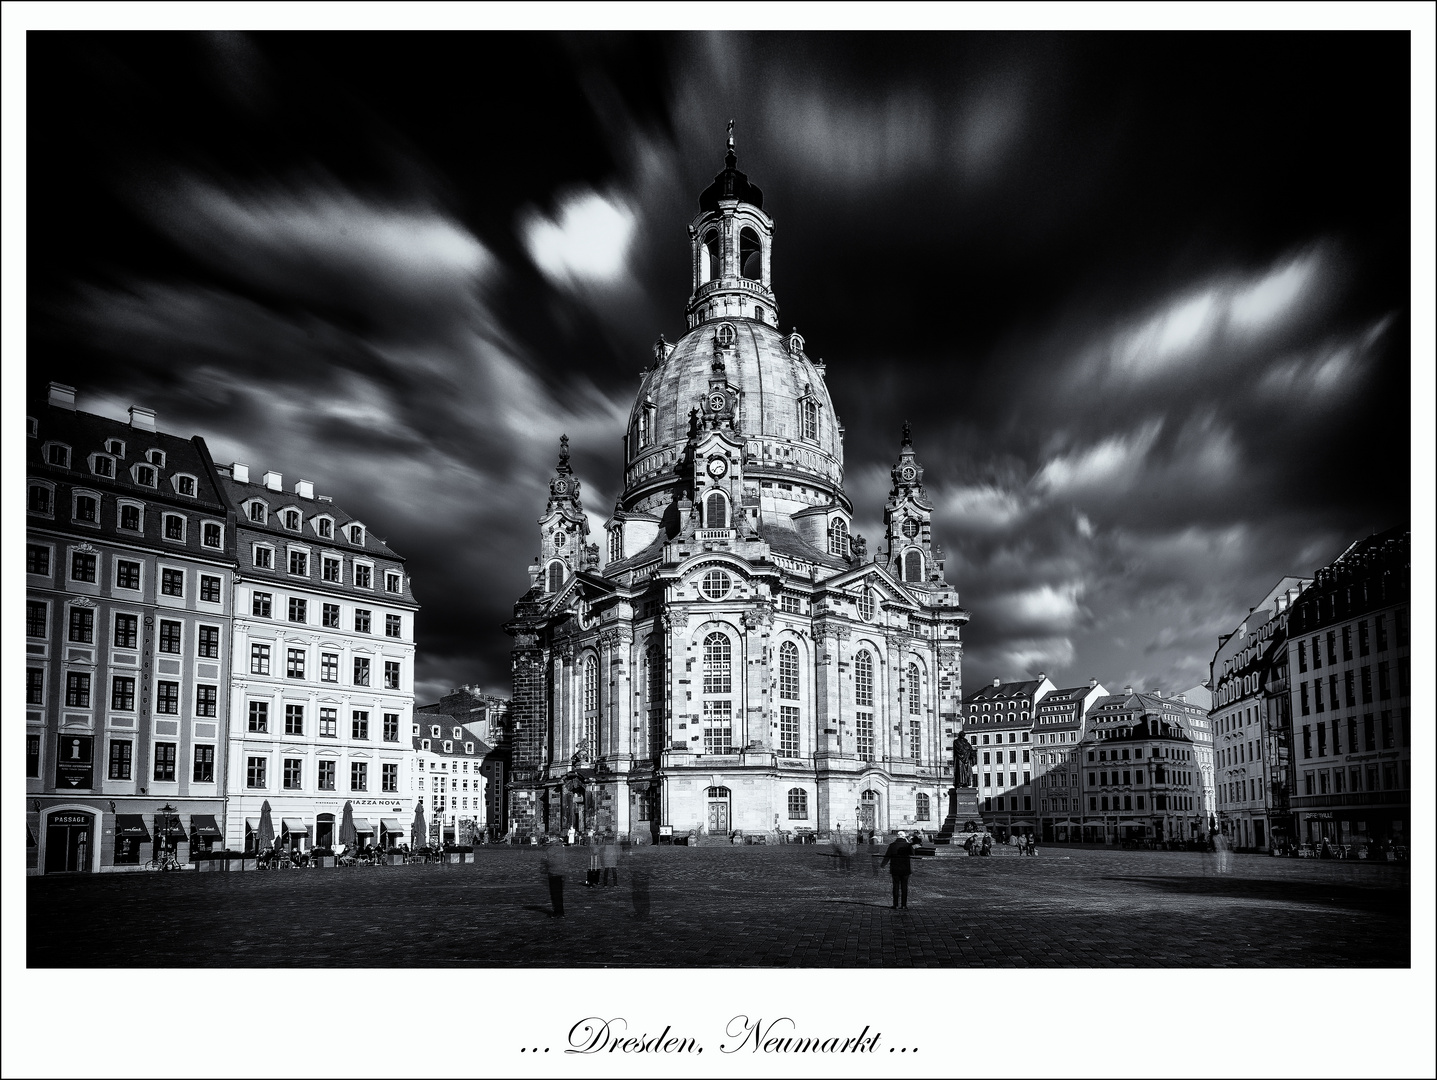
(541, 839, 575, 917)
(601, 834, 620, 886)
(880, 832, 915, 909)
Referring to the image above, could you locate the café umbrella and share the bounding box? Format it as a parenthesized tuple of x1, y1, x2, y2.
(338, 801, 358, 851)
(412, 805, 426, 851)
(257, 800, 276, 853)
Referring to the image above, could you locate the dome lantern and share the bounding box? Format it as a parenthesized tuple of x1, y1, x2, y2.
(687, 123, 778, 331)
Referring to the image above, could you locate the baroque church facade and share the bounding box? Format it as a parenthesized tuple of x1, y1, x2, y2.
(506, 138, 970, 840)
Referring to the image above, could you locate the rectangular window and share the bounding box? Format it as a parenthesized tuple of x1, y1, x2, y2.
(120, 505, 141, 530)
(195, 685, 217, 717)
(322, 557, 341, 583)
(350, 762, 367, 791)
(1363, 714, 1375, 752)
(71, 552, 97, 582)
(355, 564, 372, 589)
(114, 613, 138, 649)
(1297, 640, 1307, 671)
(289, 550, 308, 576)
(382, 713, 400, 742)
(354, 609, 371, 634)
(781, 594, 800, 614)
(1377, 661, 1390, 699)
(354, 658, 371, 686)
(288, 598, 307, 623)
(165, 514, 185, 540)
(321, 653, 338, 682)
(193, 745, 215, 783)
(197, 625, 219, 658)
(1299, 681, 1309, 715)
(66, 672, 92, 708)
(1325, 631, 1337, 665)
(1344, 670, 1356, 708)
(382, 763, 398, 792)
(108, 739, 132, 780)
(199, 575, 221, 604)
(319, 707, 338, 738)
(161, 568, 183, 596)
(75, 495, 99, 523)
(1313, 679, 1324, 712)
(1380, 711, 1394, 750)
(385, 571, 401, 593)
(1374, 614, 1387, 650)
(283, 758, 303, 790)
(157, 620, 180, 654)
(779, 705, 800, 756)
(285, 704, 304, 736)
(27, 601, 47, 638)
(1317, 722, 1327, 757)
(386, 614, 402, 638)
(384, 661, 400, 690)
(702, 698, 733, 754)
(1341, 625, 1352, 661)
(111, 676, 135, 711)
(1302, 725, 1311, 759)
(203, 522, 222, 548)
(254, 546, 273, 569)
(68, 608, 94, 644)
(285, 649, 305, 679)
(318, 760, 336, 790)
(156, 681, 179, 714)
(154, 742, 177, 782)
(116, 560, 140, 590)
(1358, 620, 1369, 656)
(856, 712, 874, 762)
(27, 668, 45, 705)
(248, 701, 269, 732)
(251, 643, 271, 675)
(352, 711, 369, 740)
(323, 603, 340, 628)
(252, 591, 272, 618)
(246, 757, 267, 789)
(27, 544, 51, 575)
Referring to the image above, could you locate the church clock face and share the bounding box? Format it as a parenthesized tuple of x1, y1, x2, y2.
(903, 519, 919, 538)
(708, 391, 727, 414)
(554, 480, 567, 493)
(901, 465, 917, 481)
(706, 456, 728, 478)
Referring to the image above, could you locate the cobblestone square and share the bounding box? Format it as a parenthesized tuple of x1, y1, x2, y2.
(27, 845, 1410, 968)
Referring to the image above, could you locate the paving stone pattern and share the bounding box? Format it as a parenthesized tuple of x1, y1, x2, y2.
(27, 846, 1410, 968)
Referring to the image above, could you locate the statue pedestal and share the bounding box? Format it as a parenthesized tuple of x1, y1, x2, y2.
(935, 787, 984, 844)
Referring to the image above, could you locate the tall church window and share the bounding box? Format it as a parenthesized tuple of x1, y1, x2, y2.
(915, 793, 930, 821)
(856, 586, 874, 621)
(781, 706, 800, 756)
(907, 664, 921, 714)
(637, 410, 648, 448)
(740, 226, 762, 280)
(903, 548, 923, 582)
(546, 560, 565, 594)
(910, 719, 922, 761)
(800, 399, 818, 441)
(829, 519, 849, 558)
(702, 632, 733, 754)
(787, 788, 808, 819)
(702, 229, 720, 283)
(705, 491, 728, 530)
(854, 650, 874, 708)
(646, 641, 665, 759)
(608, 528, 622, 565)
(779, 641, 800, 700)
(856, 714, 874, 761)
(582, 655, 598, 751)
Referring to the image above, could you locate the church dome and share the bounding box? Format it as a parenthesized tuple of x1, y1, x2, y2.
(621, 317, 843, 510)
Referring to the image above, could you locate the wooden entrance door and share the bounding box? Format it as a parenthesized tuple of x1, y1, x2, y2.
(706, 786, 730, 834)
(858, 790, 877, 832)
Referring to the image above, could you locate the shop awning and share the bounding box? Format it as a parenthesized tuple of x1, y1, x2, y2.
(380, 818, 404, 834)
(353, 818, 374, 833)
(282, 818, 310, 835)
(245, 818, 260, 831)
(190, 815, 222, 837)
(154, 816, 186, 837)
(115, 814, 152, 840)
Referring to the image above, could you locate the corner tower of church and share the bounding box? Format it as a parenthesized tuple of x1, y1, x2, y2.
(505, 133, 970, 842)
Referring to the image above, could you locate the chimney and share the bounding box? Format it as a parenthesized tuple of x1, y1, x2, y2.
(1037, 671, 1045, 682)
(1124, 685, 1133, 695)
(262, 470, 282, 492)
(47, 382, 77, 410)
(1088, 677, 1097, 689)
(232, 463, 250, 483)
(1153, 688, 1162, 698)
(128, 405, 156, 431)
(294, 479, 314, 500)
(992, 678, 1001, 688)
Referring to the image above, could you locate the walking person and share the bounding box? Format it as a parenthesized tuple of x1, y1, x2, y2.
(880, 832, 915, 909)
(600, 834, 620, 886)
(541, 839, 575, 917)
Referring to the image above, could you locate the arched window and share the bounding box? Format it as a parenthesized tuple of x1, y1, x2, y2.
(646, 640, 665, 760)
(608, 528, 622, 565)
(779, 641, 800, 700)
(854, 650, 874, 708)
(903, 548, 923, 582)
(637, 410, 648, 448)
(546, 561, 565, 594)
(800, 399, 818, 441)
(787, 787, 808, 820)
(856, 586, 874, 621)
(703, 229, 720, 283)
(705, 490, 728, 529)
(829, 519, 849, 558)
(702, 632, 733, 754)
(740, 226, 762, 280)
(582, 655, 598, 750)
(915, 793, 930, 821)
(907, 663, 921, 714)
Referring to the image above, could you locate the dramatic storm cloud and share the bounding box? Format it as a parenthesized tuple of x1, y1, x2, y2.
(27, 32, 1411, 703)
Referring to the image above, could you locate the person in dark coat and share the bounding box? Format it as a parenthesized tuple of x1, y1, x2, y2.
(541, 840, 575, 916)
(880, 833, 915, 909)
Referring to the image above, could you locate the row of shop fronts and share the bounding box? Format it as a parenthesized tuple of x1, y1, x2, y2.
(26, 798, 225, 874)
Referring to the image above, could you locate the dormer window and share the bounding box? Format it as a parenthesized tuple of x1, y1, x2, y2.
(74, 494, 99, 524)
(431, 726, 441, 738)
(316, 517, 333, 539)
(284, 509, 300, 530)
(46, 443, 71, 468)
(453, 727, 462, 740)
(146, 449, 166, 468)
(348, 524, 365, 546)
(133, 464, 157, 488)
(106, 438, 125, 457)
(91, 455, 115, 478)
(28, 482, 53, 515)
(248, 502, 267, 524)
(800, 398, 818, 442)
(385, 571, 402, 594)
(164, 514, 186, 542)
(828, 518, 849, 558)
(174, 474, 197, 497)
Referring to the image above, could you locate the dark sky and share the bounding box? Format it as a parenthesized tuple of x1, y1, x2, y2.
(27, 31, 1411, 705)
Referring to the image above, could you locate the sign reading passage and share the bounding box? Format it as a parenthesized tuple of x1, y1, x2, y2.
(55, 735, 94, 789)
